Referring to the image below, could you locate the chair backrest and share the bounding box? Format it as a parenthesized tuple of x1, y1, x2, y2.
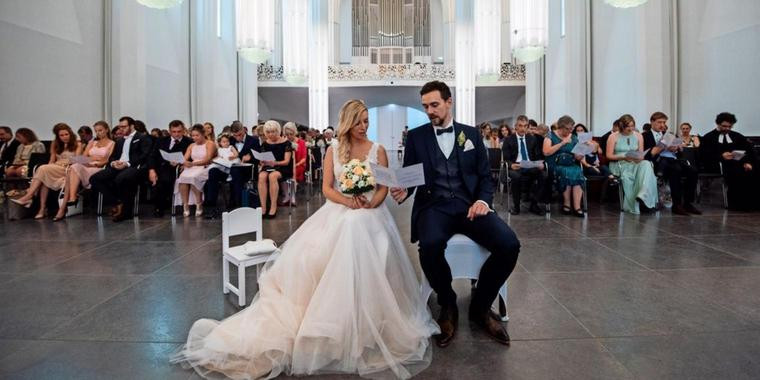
(222, 207, 263, 252)
(487, 148, 502, 170)
(28, 152, 50, 176)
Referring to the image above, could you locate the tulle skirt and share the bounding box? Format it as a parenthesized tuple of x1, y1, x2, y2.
(171, 199, 439, 379)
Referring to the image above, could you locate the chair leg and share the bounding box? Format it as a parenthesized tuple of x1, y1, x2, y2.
(237, 264, 246, 306)
(582, 181, 588, 213)
(133, 185, 140, 216)
(721, 180, 728, 209)
(97, 193, 103, 215)
(222, 257, 230, 294)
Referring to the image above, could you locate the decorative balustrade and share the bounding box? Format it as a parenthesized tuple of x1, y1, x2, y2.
(257, 62, 525, 82)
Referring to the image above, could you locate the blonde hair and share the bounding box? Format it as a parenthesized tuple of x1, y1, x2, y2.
(336, 99, 368, 164)
(283, 122, 298, 135)
(263, 120, 281, 135)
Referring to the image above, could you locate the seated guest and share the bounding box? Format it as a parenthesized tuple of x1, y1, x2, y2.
(575, 124, 613, 181)
(599, 119, 621, 156)
(258, 120, 293, 219)
(0, 126, 21, 174)
(112, 125, 124, 140)
(606, 114, 658, 214)
(700, 112, 760, 210)
(502, 115, 545, 215)
(148, 120, 191, 217)
(150, 128, 162, 139)
(210, 133, 239, 172)
(486, 128, 501, 149)
(281, 122, 306, 207)
(642, 112, 700, 215)
(480, 123, 492, 147)
(53, 121, 115, 220)
(90, 116, 153, 222)
(77, 126, 93, 145)
(543, 115, 585, 217)
(4, 128, 45, 178)
(499, 124, 511, 143)
(204, 121, 260, 218)
(11, 123, 82, 219)
(176, 124, 216, 217)
(680, 123, 700, 148)
(203, 122, 215, 142)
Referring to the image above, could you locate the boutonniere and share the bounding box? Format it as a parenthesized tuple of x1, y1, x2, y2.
(457, 131, 466, 147)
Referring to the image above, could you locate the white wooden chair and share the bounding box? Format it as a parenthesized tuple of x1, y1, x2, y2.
(222, 207, 276, 306)
(420, 234, 509, 321)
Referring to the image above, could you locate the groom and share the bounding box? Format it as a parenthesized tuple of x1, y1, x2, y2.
(391, 81, 520, 347)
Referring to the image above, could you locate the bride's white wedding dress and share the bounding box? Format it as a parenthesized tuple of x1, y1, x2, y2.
(172, 141, 439, 380)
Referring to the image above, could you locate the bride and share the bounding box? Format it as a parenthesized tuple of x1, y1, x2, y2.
(171, 99, 439, 380)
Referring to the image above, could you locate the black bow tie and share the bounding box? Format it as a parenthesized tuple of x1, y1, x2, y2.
(436, 126, 454, 135)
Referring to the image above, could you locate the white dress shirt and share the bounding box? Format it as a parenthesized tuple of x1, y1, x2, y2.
(433, 119, 455, 159)
(118, 130, 137, 166)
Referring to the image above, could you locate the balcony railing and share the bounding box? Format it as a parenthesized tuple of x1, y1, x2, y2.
(257, 62, 525, 82)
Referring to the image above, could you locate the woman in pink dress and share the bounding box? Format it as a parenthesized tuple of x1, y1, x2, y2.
(53, 121, 115, 221)
(176, 124, 216, 217)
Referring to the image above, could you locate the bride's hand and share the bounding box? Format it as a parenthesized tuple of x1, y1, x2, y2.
(344, 195, 365, 209)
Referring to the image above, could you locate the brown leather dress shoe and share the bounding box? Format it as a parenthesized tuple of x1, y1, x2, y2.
(470, 309, 510, 346)
(111, 204, 125, 222)
(684, 203, 702, 215)
(672, 205, 690, 216)
(433, 304, 458, 348)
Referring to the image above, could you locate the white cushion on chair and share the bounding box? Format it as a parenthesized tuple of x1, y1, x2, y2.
(444, 234, 491, 280)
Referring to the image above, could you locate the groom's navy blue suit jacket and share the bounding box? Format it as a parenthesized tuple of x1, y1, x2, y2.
(402, 121, 494, 243)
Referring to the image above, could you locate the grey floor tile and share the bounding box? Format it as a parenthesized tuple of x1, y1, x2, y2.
(0, 340, 33, 362)
(689, 234, 760, 264)
(601, 331, 760, 380)
(553, 213, 675, 238)
(594, 236, 753, 270)
(532, 271, 757, 337)
(46, 275, 241, 343)
(415, 339, 632, 380)
(518, 238, 644, 273)
(505, 219, 580, 239)
(127, 218, 221, 241)
(643, 216, 757, 236)
(0, 340, 186, 380)
(0, 218, 164, 242)
(0, 241, 107, 273)
(39, 240, 203, 275)
(704, 215, 760, 233)
(0, 274, 144, 339)
(657, 267, 760, 323)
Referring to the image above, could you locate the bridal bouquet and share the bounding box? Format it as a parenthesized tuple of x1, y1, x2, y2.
(339, 159, 375, 195)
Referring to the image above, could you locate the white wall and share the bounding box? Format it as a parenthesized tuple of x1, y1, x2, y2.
(678, 0, 760, 136)
(375, 104, 408, 150)
(591, 0, 674, 133)
(0, 0, 104, 139)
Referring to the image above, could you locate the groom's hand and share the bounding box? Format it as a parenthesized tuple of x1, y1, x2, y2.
(467, 201, 490, 221)
(390, 187, 407, 204)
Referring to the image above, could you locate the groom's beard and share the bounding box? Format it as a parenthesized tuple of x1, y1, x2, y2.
(428, 115, 444, 127)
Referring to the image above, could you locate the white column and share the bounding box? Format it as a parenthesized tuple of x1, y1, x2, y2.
(454, 0, 475, 125)
(110, 0, 147, 124)
(309, 0, 329, 129)
(524, 58, 545, 123)
(239, 55, 259, 127)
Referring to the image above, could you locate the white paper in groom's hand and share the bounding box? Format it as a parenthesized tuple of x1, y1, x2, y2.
(160, 150, 185, 163)
(370, 163, 425, 188)
(251, 149, 276, 162)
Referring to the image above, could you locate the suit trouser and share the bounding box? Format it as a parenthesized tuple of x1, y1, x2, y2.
(508, 167, 546, 206)
(153, 166, 178, 211)
(204, 168, 228, 208)
(656, 157, 697, 206)
(416, 200, 520, 315)
(723, 161, 760, 210)
(90, 166, 143, 216)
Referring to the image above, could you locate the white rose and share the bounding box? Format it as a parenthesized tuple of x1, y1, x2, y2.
(352, 175, 359, 182)
(358, 181, 365, 187)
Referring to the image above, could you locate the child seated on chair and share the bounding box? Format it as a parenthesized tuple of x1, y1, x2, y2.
(210, 134, 240, 181)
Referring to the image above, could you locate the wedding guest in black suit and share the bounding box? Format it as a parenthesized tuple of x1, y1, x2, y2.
(502, 115, 545, 215)
(642, 111, 700, 215)
(391, 81, 520, 347)
(700, 112, 760, 210)
(90, 116, 153, 222)
(0, 126, 21, 176)
(204, 121, 260, 218)
(148, 120, 192, 217)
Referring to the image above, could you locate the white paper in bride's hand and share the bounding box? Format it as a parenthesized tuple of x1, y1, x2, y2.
(160, 150, 185, 164)
(370, 163, 425, 188)
(251, 149, 276, 162)
(519, 160, 545, 169)
(732, 150, 746, 160)
(70, 155, 91, 165)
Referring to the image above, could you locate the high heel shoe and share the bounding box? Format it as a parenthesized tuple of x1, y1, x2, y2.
(52, 212, 66, 222)
(195, 208, 203, 217)
(66, 198, 79, 207)
(11, 198, 32, 208)
(34, 211, 47, 220)
(183, 208, 191, 217)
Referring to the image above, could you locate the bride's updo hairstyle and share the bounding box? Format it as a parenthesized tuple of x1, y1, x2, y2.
(336, 99, 368, 164)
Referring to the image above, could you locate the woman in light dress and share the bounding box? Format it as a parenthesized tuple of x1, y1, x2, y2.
(606, 114, 658, 214)
(171, 99, 438, 380)
(4, 128, 45, 179)
(53, 121, 115, 221)
(11, 123, 82, 219)
(176, 124, 217, 217)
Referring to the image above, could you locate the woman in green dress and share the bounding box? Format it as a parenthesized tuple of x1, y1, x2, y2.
(543, 115, 586, 217)
(605, 114, 658, 214)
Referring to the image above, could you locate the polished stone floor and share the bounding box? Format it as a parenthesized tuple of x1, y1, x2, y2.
(1, 183, 760, 380)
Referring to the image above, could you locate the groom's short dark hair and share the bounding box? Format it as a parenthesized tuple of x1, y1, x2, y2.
(420, 81, 451, 100)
